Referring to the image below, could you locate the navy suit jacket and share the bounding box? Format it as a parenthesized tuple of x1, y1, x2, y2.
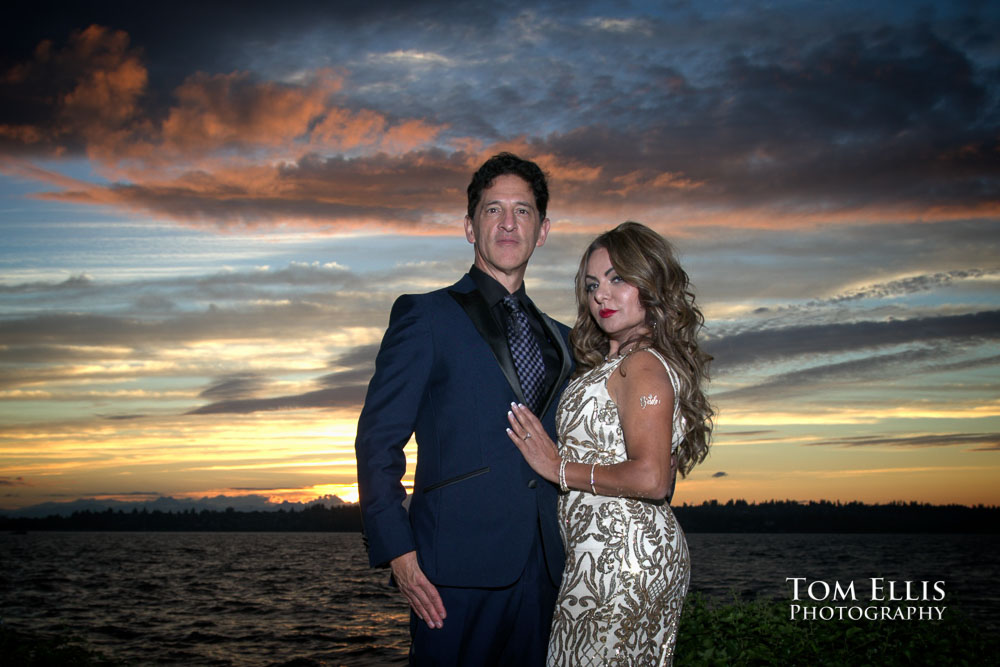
(355, 273, 574, 587)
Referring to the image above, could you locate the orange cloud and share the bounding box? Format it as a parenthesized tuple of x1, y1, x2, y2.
(458, 141, 604, 187)
(0, 25, 149, 157)
(161, 69, 341, 154)
(159, 69, 444, 158)
(0, 124, 45, 144)
(380, 118, 447, 153)
(310, 106, 388, 151)
(27, 152, 464, 232)
(2, 26, 445, 169)
(607, 169, 704, 196)
(534, 155, 603, 184)
(58, 26, 147, 127)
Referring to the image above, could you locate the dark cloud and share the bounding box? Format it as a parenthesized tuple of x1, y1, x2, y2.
(921, 353, 1000, 375)
(131, 293, 178, 312)
(0, 313, 170, 348)
(176, 262, 365, 303)
(189, 344, 377, 414)
(330, 344, 380, 369)
(317, 368, 374, 389)
(0, 274, 93, 293)
(186, 384, 366, 414)
(0, 262, 373, 318)
(707, 310, 1000, 371)
(713, 348, 944, 401)
(0, 344, 120, 364)
(749, 269, 1000, 314)
(528, 19, 999, 219)
(723, 28, 986, 139)
(0, 301, 369, 348)
(198, 262, 352, 287)
(199, 373, 269, 400)
(807, 433, 1000, 449)
(712, 471, 728, 478)
(822, 270, 996, 304)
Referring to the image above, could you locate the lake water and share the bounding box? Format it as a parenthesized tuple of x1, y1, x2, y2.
(2, 532, 997, 666)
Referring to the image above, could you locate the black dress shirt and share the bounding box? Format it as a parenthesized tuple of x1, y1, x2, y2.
(469, 266, 560, 408)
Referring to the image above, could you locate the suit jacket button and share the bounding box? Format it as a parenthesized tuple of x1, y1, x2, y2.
(527, 479, 538, 489)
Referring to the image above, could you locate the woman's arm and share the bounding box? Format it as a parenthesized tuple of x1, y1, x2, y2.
(508, 349, 678, 501)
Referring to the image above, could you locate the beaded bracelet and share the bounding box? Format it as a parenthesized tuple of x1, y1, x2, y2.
(589, 463, 597, 494)
(558, 458, 569, 493)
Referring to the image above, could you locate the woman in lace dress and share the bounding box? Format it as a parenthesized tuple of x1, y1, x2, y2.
(507, 222, 714, 666)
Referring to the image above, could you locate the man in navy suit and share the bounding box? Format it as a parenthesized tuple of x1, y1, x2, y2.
(355, 153, 573, 665)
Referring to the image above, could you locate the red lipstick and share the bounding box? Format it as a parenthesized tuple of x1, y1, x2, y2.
(599, 309, 616, 318)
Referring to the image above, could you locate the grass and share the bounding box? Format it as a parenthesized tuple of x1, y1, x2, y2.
(675, 593, 997, 666)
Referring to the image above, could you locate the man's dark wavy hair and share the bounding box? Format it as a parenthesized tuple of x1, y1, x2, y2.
(466, 152, 549, 220)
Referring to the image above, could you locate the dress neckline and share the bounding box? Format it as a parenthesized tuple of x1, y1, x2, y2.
(604, 345, 651, 364)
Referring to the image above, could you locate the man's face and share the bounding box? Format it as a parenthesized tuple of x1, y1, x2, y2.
(464, 174, 550, 281)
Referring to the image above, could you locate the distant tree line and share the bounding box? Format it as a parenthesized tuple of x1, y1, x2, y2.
(0, 504, 362, 532)
(2, 499, 997, 533)
(673, 499, 999, 533)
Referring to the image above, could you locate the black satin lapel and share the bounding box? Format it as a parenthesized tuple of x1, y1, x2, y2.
(533, 308, 574, 417)
(449, 289, 526, 404)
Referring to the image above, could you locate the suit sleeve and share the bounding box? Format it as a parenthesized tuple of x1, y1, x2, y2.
(355, 294, 434, 568)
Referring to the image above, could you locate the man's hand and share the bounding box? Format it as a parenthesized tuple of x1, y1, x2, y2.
(390, 550, 446, 629)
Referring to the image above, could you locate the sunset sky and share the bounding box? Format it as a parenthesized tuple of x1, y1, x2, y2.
(1, 1, 998, 511)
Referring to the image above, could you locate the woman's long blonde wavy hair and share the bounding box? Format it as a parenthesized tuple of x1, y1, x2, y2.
(570, 221, 714, 476)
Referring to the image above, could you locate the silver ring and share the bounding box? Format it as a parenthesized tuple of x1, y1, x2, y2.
(524, 433, 532, 439)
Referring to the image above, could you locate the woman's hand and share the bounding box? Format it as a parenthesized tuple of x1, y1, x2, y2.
(506, 402, 561, 484)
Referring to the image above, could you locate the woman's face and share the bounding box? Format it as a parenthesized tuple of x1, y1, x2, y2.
(584, 247, 647, 343)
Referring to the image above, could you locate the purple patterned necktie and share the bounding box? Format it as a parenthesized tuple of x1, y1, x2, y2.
(503, 294, 546, 413)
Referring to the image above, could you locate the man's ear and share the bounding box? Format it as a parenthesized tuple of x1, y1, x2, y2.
(464, 215, 477, 244)
(535, 217, 551, 247)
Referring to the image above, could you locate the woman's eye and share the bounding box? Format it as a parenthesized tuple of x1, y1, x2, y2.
(585, 283, 597, 293)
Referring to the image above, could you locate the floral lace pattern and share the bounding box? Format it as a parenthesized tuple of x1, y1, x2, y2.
(547, 350, 690, 667)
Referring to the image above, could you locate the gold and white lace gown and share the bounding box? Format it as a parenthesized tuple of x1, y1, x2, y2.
(547, 349, 690, 667)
